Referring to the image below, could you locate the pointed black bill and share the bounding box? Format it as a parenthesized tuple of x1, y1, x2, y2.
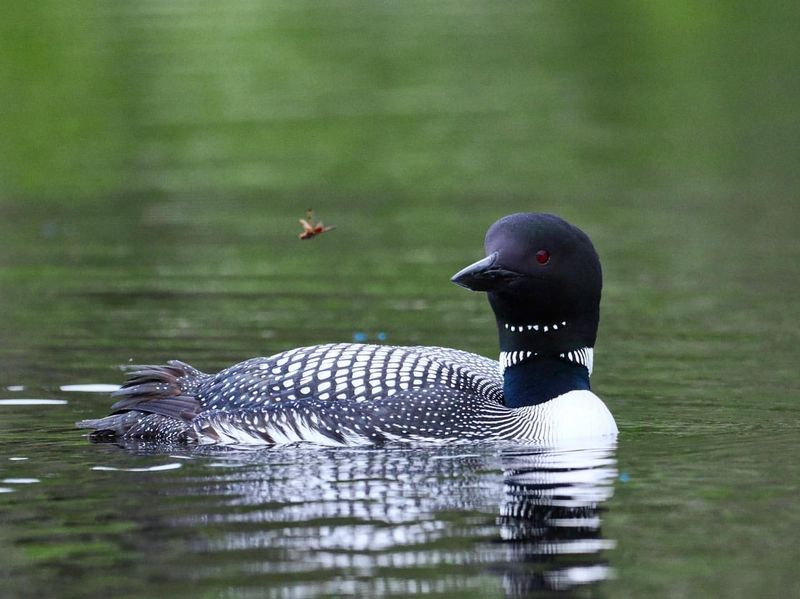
(451, 251, 522, 291)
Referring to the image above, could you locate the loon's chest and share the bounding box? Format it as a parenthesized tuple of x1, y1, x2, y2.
(499, 390, 618, 441)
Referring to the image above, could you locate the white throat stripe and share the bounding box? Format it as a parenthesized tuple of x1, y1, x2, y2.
(499, 347, 594, 376)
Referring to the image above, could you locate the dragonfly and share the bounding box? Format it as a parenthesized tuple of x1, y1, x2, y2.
(298, 209, 336, 240)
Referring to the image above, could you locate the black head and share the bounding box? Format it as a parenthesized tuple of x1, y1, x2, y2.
(451, 213, 602, 354)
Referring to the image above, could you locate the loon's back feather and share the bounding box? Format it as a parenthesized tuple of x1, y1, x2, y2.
(78, 344, 505, 444)
(203, 343, 502, 410)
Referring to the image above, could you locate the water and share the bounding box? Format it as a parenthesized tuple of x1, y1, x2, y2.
(1, 1, 799, 597)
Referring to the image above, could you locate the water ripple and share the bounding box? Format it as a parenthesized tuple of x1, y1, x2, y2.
(0, 399, 68, 406)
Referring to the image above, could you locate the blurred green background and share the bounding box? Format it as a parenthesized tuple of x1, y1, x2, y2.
(1, 2, 799, 598)
(2, 1, 797, 203)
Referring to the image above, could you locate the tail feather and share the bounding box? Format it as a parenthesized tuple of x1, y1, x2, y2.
(76, 359, 209, 441)
(76, 412, 196, 442)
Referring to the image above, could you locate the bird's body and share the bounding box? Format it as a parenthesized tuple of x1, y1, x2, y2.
(78, 213, 618, 446)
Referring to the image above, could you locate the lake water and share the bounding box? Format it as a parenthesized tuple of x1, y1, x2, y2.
(1, 2, 799, 597)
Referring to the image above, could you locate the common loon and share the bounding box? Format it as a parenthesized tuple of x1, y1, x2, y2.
(77, 213, 617, 445)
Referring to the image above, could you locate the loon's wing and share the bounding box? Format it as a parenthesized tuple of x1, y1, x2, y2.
(189, 344, 504, 445)
(193, 385, 495, 446)
(198, 343, 502, 412)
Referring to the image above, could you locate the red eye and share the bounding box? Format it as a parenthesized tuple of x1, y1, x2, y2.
(535, 249, 550, 265)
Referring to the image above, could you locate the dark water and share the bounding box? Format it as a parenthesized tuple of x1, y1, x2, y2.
(2, 2, 800, 597)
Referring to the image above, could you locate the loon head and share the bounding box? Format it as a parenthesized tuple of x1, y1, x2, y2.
(451, 213, 602, 355)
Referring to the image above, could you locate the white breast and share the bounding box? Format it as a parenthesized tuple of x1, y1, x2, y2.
(513, 390, 618, 442)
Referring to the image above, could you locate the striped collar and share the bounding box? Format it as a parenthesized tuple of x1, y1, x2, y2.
(499, 347, 594, 376)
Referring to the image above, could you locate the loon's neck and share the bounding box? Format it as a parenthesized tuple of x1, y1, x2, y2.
(502, 356, 591, 408)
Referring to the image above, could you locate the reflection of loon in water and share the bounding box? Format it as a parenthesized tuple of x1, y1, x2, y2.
(494, 440, 617, 595)
(114, 438, 617, 597)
